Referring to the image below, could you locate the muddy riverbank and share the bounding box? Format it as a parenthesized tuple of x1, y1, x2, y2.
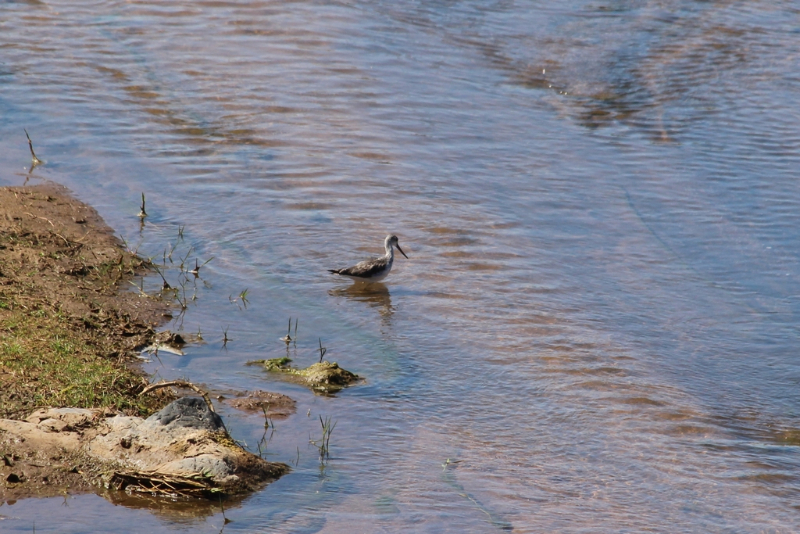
(0, 184, 173, 419)
(0, 184, 288, 502)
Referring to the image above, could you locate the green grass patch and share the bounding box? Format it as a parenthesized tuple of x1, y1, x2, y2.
(0, 306, 160, 419)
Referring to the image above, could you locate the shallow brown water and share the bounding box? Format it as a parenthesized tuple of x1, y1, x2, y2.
(1, 0, 800, 532)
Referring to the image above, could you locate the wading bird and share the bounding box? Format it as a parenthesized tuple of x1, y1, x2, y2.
(328, 234, 408, 283)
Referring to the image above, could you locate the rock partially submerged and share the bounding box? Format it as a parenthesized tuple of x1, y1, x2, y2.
(0, 398, 287, 501)
(299, 362, 359, 390)
(249, 358, 360, 393)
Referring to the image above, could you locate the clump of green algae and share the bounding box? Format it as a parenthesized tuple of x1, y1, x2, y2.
(248, 357, 359, 393)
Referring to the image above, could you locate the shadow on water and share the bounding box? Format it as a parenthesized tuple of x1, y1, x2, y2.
(328, 282, 394, 323)
(441, 463, 514, 532)
(102, 490, 249, 524)
(104, 468, 348, 533)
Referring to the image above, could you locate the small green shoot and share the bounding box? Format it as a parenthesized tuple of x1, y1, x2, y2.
(24, 129, 42, 167)
(188, 257, 213, 276)
(152, 265, 171, 290)
(137, 192, 147, 218)
(255, 404, 275, 459)
(280, 317, 293, 344)
(222, 326, 231, 349)
(442, 458, 462, 471)
(310, 415, 337, 462)
(229, 289, 249, 309)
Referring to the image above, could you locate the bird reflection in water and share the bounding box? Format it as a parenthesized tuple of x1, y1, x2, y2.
(328, 282, 394, 322)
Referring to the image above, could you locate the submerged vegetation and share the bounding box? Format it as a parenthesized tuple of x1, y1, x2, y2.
(310, 415, 337, 462)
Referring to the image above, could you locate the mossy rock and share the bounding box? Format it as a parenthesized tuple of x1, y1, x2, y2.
(296, 362, 358, 389)
(262, 356, 292, 371)
(248, 358, 359, 393)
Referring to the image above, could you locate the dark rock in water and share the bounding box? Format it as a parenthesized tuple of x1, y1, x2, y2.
(146, 397, 225, 431)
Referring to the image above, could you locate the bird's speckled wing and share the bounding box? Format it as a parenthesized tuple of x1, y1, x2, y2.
(331, 256, 389, 278)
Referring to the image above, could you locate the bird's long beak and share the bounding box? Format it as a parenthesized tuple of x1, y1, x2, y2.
(396, 243, 409, 259)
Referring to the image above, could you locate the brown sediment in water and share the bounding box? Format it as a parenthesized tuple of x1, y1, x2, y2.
(0, 184, 289, 502)
(223, 390, 297, 419)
